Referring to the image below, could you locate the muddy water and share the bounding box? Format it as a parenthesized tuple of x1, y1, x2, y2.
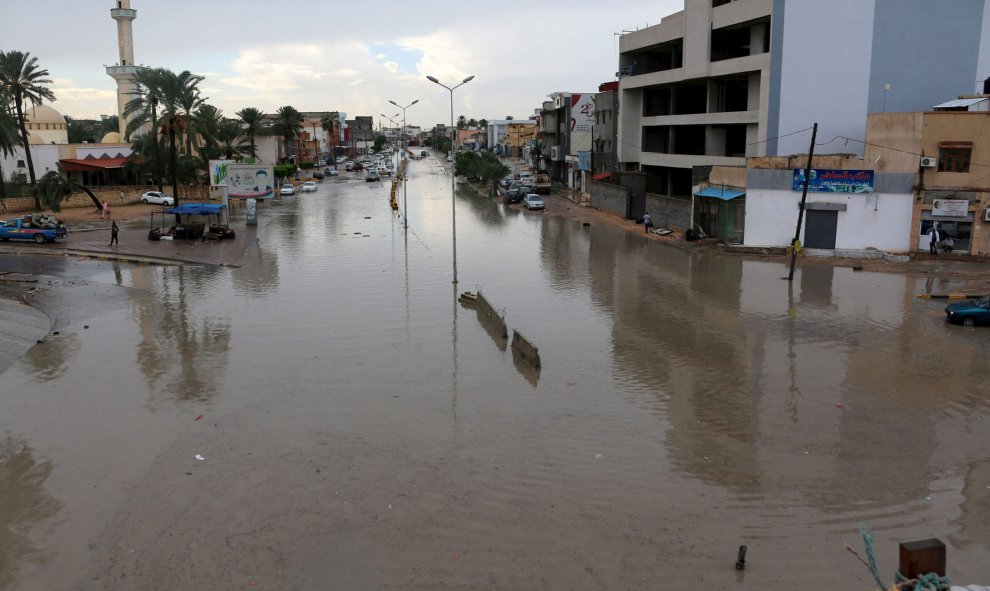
(1, 156, 989, 589)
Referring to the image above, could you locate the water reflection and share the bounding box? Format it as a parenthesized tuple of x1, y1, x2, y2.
(0, 436, 62, 589)
(135, 266, 232, 403)
(22, 331, 80, 384)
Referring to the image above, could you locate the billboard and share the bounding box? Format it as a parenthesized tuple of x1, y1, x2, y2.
(209, 159, 235, 187)
(227, 164, 274, 199)
(570, 93, 594, 154)
(792, 169, 874, 193)
(931, 198, 968, 217)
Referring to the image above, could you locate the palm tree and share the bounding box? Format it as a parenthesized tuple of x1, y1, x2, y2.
(212, 118, 248, 160)
(0, 50, 57, 209)
(157, 70, 203, 216)
(456, 115, 467, 129)
(102, 114, 119, 137)
(479, 118, 488, 129)
(124, 67, 166, 192)
(320, 111, 338, 169)
(236, 107, 266, 159)
(0, 88, 21, 204)
(505, 115, 514, 121)
(271, 105, 303, 164)
(192, 103, 224, 150)
(36, 163, 102, 212)
(178, 79, 206, 155)
(467, 118, 478, 128)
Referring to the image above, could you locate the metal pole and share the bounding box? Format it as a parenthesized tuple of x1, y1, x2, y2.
(449, 87, 457, 283)
(787, 122, 818, 281)
(402, 109, 408, 229)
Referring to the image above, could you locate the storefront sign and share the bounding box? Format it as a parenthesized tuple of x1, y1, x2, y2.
(931, 198, 969, 217)
(209, 159, 235, 187)
(577, 151, 591, 171)
(792, 169, 874, 193)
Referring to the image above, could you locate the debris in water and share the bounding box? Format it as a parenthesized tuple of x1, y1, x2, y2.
(194, 454, 205, 461)
(853, 265, 864, 271)
(84, 325, 89, 329)
(566, 382, 577, 386)
(835, 402, 844, 408)
(194, 415, 203, 421)
(594, 454, 603, 459)
(735, 545, 747, 570)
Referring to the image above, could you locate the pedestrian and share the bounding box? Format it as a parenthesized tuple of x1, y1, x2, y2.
(101, 200, 108, 220)
(109, 220, 119, 246)
(643, 212, 653, 234)
(928, 224, 940, 254)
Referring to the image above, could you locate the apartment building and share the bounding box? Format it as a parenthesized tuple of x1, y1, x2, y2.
(616, 0, 990, 211)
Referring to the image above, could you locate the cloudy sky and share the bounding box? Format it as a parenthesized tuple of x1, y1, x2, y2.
(1, 0, 682, 127)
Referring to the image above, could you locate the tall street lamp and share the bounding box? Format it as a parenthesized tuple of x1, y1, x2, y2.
(389, 100, 419, 230)
(426, 74, 474, 284)
(381, 112, 401, 179)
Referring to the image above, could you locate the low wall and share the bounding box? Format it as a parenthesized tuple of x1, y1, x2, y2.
(590, 180, 630, 217)
(1, 185, 212, 213)
(511, 329, 541, 369)
(646, 193, 691, 230)
(475, 290, 507, 339)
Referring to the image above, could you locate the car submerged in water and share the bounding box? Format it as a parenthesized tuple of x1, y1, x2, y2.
(945, 294, 990, 327)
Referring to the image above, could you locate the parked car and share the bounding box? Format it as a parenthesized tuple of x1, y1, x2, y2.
(945, 295, 990, 326)
(366, 167, 380, 182)
(312, 171, 324, 180)
(499, 177, 514, 189)
(336, 156, 347, 163)
(518, 183, 535, 195)
(345, 162, 354, 171)
(503, 188, 523, 204)
(325, 169, 338, 176)
(301, 181, 318, 192)
(523, 194, 545, 210)
(280, 183, 296, 196)
(141, 191, 175, 206)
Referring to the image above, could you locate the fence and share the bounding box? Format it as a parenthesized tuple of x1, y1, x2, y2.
(0, 184, 212, 213)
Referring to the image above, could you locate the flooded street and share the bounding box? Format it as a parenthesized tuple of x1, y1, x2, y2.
(2, 156, 989, 589)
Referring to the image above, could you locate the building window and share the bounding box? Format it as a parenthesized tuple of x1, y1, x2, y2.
(938, 146, 971, 173)
(17, 160, 25, 168)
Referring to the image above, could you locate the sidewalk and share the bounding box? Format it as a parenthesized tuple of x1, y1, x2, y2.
(0, 216, 267, 267)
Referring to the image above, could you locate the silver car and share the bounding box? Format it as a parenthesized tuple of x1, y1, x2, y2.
(523, 194, 545, 210)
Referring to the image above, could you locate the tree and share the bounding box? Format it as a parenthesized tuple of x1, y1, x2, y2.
(271, 105, 303, 164)
(155, 69, 204, 217)
(123, 67, 166, 191)
(320, 111, 338, 168)
(36, 163, 101, 212)
(102, 115, 119, 137)
(192, 103, 224, 151)
(210, 118, 248, 160)
(456, 115, 467, 129)
(66, 116, 97, 143)
(178, 81, 206, 155)
(372, 134, 387, 153)
(467, 118, 478, 128)
(0, 50, 57, 209)
(479, 118, 488, 129)
(505, 115, 514, 121)
(236, 107, 266, 159)
(0, 88, 21, 203)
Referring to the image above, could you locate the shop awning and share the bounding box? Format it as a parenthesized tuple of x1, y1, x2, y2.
(592, 172, 611, 181)
(164, 203, 226, 215)
(59, 157, 128, 172)
(694, 187, 745, 200)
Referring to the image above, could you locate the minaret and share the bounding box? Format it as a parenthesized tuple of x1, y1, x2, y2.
(106, 0, 139, 138)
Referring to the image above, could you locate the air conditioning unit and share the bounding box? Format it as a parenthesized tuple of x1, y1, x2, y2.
(984, 208, 990, 222)
(920, 156, 937, 168)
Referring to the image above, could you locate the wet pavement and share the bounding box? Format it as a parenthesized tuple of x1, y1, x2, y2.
(0, 154, 989, 589)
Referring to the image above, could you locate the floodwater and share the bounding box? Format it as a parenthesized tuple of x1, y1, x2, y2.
(1, 156, 989, 589)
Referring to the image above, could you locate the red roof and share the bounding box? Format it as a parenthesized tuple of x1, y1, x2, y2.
(60, 157, 127, 172)
(592, 172, 611, 181)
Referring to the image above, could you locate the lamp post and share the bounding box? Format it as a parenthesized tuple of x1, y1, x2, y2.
(381, 112, 401, 177)
(426, 74, 474, 284)
(389, 100, 418, 229)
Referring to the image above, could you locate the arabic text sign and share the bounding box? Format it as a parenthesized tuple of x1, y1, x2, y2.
(792, 169, 874, 193)
(931, 199, 968, 217)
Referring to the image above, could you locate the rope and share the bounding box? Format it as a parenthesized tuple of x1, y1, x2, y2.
(893, 570, 952, 591)
(859, 524, 887, 590)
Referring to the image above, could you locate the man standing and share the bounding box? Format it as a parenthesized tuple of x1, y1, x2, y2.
(928, 224, 940, 254)
(109, 220, 119, 247)
(643, 212, 653, 234)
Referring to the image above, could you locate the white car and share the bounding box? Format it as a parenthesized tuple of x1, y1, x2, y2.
(280, 183, 296, 196)
(141, 191, 174, 205)
(301, 181, 317, 192)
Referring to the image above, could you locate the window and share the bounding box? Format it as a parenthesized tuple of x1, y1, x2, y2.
(938, 145, 971, 173)
(17, 160, 25, 168)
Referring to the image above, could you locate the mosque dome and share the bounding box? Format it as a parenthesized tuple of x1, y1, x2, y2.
(101, 131, 123, 144)
(24, 104, 69, 145)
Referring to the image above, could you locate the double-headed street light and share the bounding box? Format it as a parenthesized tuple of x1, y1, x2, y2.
(425, 74, 474, 284)
(380, 112, 401, 170)
(389, 99, 419, 230)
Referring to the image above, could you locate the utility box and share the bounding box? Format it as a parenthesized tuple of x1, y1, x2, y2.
(899, 538, 946, 578)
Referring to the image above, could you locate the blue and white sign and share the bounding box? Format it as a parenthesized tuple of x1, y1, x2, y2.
(792, 169, 874, 193)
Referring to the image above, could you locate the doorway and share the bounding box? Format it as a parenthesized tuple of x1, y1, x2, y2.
(804, 210, 838, 249)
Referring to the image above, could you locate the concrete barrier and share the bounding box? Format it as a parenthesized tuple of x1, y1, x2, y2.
(511, 329, 541, 369)
(476, 291, 507, 339)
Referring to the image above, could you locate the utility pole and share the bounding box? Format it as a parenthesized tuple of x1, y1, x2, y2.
(787, 122, 818, 282)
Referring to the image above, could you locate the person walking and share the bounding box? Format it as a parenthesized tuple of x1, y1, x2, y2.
(643, 212, 653, 234)
(100, 200, 108, 220)
(928, 224, 940, 254)
(109, 220, 119, 246)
